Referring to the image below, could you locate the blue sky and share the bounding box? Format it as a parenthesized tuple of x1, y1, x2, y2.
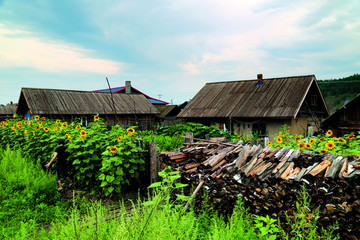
(0, 0, 359, 105)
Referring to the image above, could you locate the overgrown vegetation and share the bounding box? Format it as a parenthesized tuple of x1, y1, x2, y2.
(318, 73, 360, 113)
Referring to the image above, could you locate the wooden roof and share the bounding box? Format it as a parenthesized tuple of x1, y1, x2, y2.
(178, 75, 328, 119)
(155, 105, 181, 118)
(0, 104, 17, 115)
(18, 88, 159, 115)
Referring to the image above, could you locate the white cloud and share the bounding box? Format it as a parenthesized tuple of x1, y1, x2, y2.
(0, 24, 124, 74)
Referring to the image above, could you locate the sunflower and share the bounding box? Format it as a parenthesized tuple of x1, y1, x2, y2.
(117, 136, 124, 142)
(61, 122, 68, 129)
(37, 121, 42, 125)
(267, 141, 272, 146)
(80, 130, 87, 137)
(17, 125, 23, 129)
(94, 115, 100, 121)
(44, 127, 49, 132)
(76, 126, 81, 130)
(36, 126, 40, 130)
(326, 130, 333, 137)
(110, 146, 118, 153)
(276, 137, 283, 144)
(348, 134, 355, 140)
(325, 141, 335, 150)
(318, 137, 325, 142)
(127, 128, 135, 136)
(34, 116, 40, 121)
(56, 119, 61, 124)
(337, 138, 346, 144)
(319, 149, 328, 154)
(305, 143, 312, 149)
(309, 138, 316, 144)
(298, 142, 305, 150)
(42, 117, 46, 121)
(294, 135, 302, 141)
(24, 130, 28, 136)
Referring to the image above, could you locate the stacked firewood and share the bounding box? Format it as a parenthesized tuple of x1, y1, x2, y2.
(159, 140, 360, 239)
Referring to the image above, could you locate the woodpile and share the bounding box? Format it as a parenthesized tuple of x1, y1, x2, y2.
(159, 140, 360, 239)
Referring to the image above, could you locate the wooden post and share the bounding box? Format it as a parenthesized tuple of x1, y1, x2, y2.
(184, 132, 194, 144)
(150, 142, 159, 185)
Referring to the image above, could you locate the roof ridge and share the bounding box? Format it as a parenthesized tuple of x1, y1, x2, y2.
(207, 75, 315, 85)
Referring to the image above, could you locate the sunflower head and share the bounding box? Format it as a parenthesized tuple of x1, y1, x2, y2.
(80, 130, 87, 137)
(325, 141, 335, 150)
(42, 117, 46, 121)
(337, 138, 346, 144)
(117, 136, 124, 142)
(94, 115, 100, 121)
(61, 122, 68, 129)
(348, 134, 355, 140)
(76, 126, 81, 130)
(319, 149, 328, 154)
(127, 128, 135, 136)
(44, 127, 49, 132)
(318, 137, 325, 142)
(276, 137, 283, 144)
(34, 116, 40, 121)
(267, 141, 272, 146)
(326, 130, 333, 137)
(305, 143, 312, 149)
(110, 146, 118, 153)
(56, 119, 61, 124)
(298, 142, 305, 150)
(294, 135, 302, 141)
(309, 138, 316, 144)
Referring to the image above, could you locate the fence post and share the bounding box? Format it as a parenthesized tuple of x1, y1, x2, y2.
(149, 142, 159, 185)
(184, 132, 194, 143)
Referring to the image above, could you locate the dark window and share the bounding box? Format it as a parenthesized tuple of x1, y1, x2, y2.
(252, 123, 266, 137)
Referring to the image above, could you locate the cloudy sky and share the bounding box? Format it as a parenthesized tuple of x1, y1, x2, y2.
(0, 0, 359, 105)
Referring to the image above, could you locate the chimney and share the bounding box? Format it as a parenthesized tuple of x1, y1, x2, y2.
(257, 74, 263, 85)
(10, 101, 13, 105)
(125, 81, 131, 94)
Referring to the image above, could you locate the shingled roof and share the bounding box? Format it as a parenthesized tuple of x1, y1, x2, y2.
(178, 75, 328, 119)
(17, 88, 159, 115)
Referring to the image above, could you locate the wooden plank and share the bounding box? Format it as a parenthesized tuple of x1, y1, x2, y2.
(150, 142, 159, 185)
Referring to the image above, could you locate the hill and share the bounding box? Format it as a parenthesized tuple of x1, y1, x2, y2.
(317, 74, 360, 113)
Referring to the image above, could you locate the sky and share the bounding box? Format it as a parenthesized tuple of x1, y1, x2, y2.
(0, 0, 359, 105)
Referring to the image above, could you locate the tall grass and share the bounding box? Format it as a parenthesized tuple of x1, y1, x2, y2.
(0, 146, 69, 239)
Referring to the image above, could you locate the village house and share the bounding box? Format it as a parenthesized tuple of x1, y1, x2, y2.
(321, 94, 360, 136)
(0, 102, 17, 121)
(16, 87, 159, 129)
(177, 74, 329, 140)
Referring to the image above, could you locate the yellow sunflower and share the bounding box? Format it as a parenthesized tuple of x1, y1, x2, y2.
(56, 119, 61, 124)
(326, 130, 333, 137)
(276, 137, 283, 144)
(348, 134, 355, 140)
(127, 128, 135, 136)
(319, 149, 328, 154)
(309, 138, 316, 144)
(267, 141, 272, 146)
(76, 126, 81, 130)
(94, 115, 100, 121)
(318, 137, 325, 142)
(80, 130, 87, 137)
(294, 135, 302, 141)
(117, 136, 124, 142)
(42, 117, 46, 121)
(298, 142, 305, 150)
(44, 127, 49, 132)
(305, 143, 312, 149)
(37, 121, 42, 125)
(337, 138, 346, 144)
(62, 122, 68, 129)
(24, 130, 28, 136)
(34, 116, 40, 121)
(17, 125, 23, 129)
(110, 146, 118, 153)
(325, 141, 335, 150)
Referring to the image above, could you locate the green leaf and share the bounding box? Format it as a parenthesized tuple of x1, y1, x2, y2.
(100, 181, 108, 187)
(98, 174, 105, 181)
(116, 167, 123, 176)
(175, 183, 188, 189)
(106, 175, 115, 183)
(124, 163, 130, 168)
(107, 186, 114, 193)
(148, 182, 162, 188)
(129, 169, 134, 173)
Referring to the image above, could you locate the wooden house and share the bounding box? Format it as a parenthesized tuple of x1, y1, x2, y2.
(0, 102, 17, 121)
(16, 88, 160, 129)
(321, 94, 360, 136)
(155, 105, 183, 126)
(94, 81, 169, 105)
(177, 74, 329, 139)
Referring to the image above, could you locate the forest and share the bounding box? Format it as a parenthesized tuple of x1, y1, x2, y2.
(318, 74, 360, 113)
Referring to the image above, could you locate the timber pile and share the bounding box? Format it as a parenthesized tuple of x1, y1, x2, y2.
(159, 141, 360, 239)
